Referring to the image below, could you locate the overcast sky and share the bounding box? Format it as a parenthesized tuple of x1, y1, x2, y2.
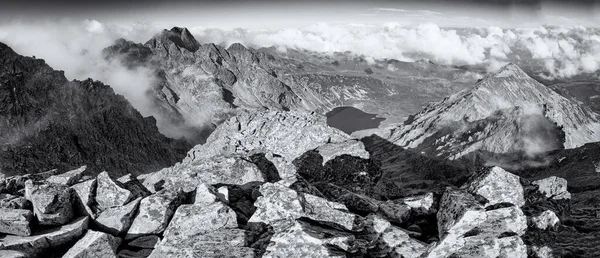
(1, 0, 599, 29)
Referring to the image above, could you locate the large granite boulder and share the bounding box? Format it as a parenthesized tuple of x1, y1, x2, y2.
(532, 176, 571, 200)
(0, 217, 88, 255)
(24, 180, 74, 226)
(249, 182, 360, 231)
(0, 194, 30, 209)
(126, 189, 185, 239)
(62, 230, 121, 258)
(46, 166, 87, 186)
(149, 202, 255, 257)
(462, 166, 525, 207)
(531, 210, 560, 230)
(95, 172, 134, 211)
(95, 197, 142, 235)
(70, 179, 96, 219)
(0, 208, 33, 236)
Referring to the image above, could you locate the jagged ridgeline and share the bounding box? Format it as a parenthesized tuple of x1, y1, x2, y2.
(0, 42, 190, 176)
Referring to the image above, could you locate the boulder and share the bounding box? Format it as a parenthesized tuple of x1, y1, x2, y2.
(126, 189, 185, 238)
(150, 202, 251, 257)
(193, 183, 219, 205)
(436, 189, 486, 237)
(0, 208, 33, 236)
(249, 182, 360, 231)
(25, 180, 74, 226)
(0, 170, 60, 195)
(378, 200, 411, 224)
(95, 172, 134, 211)
(263, 220, 351, 258)
(444, 235, 527, 258)
(63, 230, 121, 258)
(0, 194, 30, 209)
(117, 174, 151, 200)
(531, 246, 554, 258)
(372, 225, 428, 258)
(95, 197, 142, 235)
(462, 166, 525, 207)
(532, 176, 571, 200)
(532, 210, 560, 230)
(46, 166, 87, 186)
(402, 192, 436, 215)
(127, 235, 160, 249)
(482, 205, 527, 236)
(62, 230, 121, 258)
(70, 179, 96, 218)
(0, 217, 88, 254)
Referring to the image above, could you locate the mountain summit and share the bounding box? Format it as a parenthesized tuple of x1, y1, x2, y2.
(388, 63, 600, 158)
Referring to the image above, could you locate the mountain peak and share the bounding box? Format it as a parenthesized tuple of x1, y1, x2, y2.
(491, 63, 529, 79)
(147, 26, 200, 52)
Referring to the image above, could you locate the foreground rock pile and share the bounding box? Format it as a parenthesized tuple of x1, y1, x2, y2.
(0, 111, 571, 257)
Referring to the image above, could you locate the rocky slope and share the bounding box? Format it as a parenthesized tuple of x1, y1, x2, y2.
(0, 42, 189, 177)
(388, 63, 600, 159)
(0, 108, 571, 258)
(104, 27, 479, 142)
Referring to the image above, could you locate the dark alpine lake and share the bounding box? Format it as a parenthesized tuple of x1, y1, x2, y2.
(326, 106, 386, 134)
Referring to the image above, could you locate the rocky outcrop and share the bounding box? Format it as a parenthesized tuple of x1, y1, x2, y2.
(462, 166, 525, 207)
(0, 42, 189, 176)
(62, 230, 120, 258)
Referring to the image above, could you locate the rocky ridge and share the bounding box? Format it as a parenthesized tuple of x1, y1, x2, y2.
(388, 63, 600, 159)
(0, 42, 189, 176)
(0, 108, 571, 258)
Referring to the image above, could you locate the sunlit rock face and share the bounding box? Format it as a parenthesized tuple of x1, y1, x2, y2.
(388, 63, 600, 159)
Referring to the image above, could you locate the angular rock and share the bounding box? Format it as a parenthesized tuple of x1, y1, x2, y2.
(531, 246, 554, 258)
(402, 192, 436, 215)
(96, 172, 133, 211)
(532, 210, 560, 230)
(126, 189, 185, 238)
(127, 235, 160, 249)
(0, 170, 60, 195)
(117, 174, 151, 200)
(0, 217, 88, 254)
(462, 166, 525, 207)
(374, 226, 428, 258)
(95, 197, 142, 235)
(482, 206, 527, 236)
(46, 166, 87, 186)
(117, 249, 153, 258)
(70, 179, 96, 219)
(444, 235, 527, 258)
(532, 176, 571, 200)
(0, 208, 33, 236)
(62, 230, 120, 258)
(378, 200, 411, 224)
(150, 202, 250, 257)
(25, 180, 74, 226)
(0, 194, 30, 209)
(436, 189, 486, 237)
(193, 183, 219, 205)
(263, 220, 350, 258)
(217, 186, 229, 203)
(249, 182, 360, 231)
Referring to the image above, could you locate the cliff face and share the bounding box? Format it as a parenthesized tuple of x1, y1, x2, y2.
(388, 63, 600, 159)
(0, 42, 190, 176)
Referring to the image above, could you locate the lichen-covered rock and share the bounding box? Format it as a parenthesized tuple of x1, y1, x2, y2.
(95, 197, 142, 235)
(436, 189, 486, 237)
(96, 172, 133, 211)
(126, 189, 185, 239)
(532, 210, 560, 230)
(0, 194, 30, 209)
(117, 174, 151, 200)
(263, 219, 352, 258)
(249, 182, 360, 231)
(369, 224, 428, 258)
(402, 192, 436, 215)
(532, 176, 571, 200)
(531, 245, 554, 258)
(150, 202, 250, 257)
(378, 200, 411, 224)
(24, 180, 74, 226)
(46, 166, 87, 186)
(441, 235, 527, 258)
(462, 166, 525, 207)
(482, 206, 527, 236)
(193, 183, 219, 205)
(0, 217, 88, 255)
(62, 230, 121, 258)
(0, 208, 33, 236)
(70, 179, 96, 219)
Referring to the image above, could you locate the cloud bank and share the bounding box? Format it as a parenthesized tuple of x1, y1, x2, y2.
(191, 23, 600, 79)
